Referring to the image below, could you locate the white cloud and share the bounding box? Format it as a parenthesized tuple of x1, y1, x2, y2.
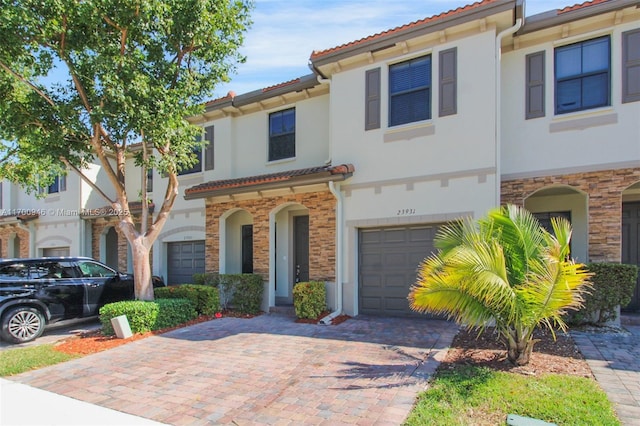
(214, 0, 574, 98)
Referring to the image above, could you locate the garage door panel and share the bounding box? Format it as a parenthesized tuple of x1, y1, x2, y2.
(383, 229, 407, 244)
(359, 224, 441, 316)
(361, 297, 382, 311)
(168, 241, 205, 285)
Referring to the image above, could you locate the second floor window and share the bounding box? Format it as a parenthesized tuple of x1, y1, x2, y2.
(555, 36, 610, 114)
(389, 55, 431, 126)
(269, 108, 295, 162)
(178, 146, 203, 175)
(47, 175, 66, 194)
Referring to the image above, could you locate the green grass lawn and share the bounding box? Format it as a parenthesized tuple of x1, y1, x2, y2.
(0, 344, 79, 376)
(405, 365, 619, 426)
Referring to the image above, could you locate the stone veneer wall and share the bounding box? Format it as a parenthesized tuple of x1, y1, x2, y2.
(0, 224, 30, 258)
(205, 191, 336, 282)
(90, 217, 153, 272)
(501, 167, 640, 263)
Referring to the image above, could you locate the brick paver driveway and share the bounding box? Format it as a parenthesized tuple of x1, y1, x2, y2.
(10, 313, 458, 425)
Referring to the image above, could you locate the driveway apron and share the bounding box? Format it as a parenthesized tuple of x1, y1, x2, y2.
(8, 313, 458, 425)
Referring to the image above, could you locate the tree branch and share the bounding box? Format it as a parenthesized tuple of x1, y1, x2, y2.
(0, 61, 55, 107)
(60, 156, 113, 205)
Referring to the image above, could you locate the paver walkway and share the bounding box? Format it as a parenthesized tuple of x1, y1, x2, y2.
(572, 324, 640, 426)
(9, 313, 458, 425)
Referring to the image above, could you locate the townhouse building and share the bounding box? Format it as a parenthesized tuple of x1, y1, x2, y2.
(1, 0, 639, 315)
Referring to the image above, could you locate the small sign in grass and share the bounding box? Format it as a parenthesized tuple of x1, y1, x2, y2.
(405, 365, 619, 426)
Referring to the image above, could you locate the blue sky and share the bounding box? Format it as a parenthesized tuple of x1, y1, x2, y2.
(213, 0, 578, 99)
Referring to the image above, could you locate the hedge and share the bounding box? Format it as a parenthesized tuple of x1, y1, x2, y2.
(99, 299, 197, 336)
(568, 263, 638, 325)
(155, 284, 220, 315)
(192, 273, 264, 314)
(293, 281, 326, 319)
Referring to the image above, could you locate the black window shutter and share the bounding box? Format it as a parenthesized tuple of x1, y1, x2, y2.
(439, 48, 457, 117)
(365, 68, 381, 130)
(623, 29, 640, 104)
(526, 51, 545, 119)
(204, 125, 214, 170)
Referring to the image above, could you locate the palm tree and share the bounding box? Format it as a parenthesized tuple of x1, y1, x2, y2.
(409, 204, 591, 366)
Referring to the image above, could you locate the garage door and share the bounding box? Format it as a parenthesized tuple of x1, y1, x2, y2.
(359, 225, 440, 316)
(167, 241, 205, 285)
(43, 247, 70, 257)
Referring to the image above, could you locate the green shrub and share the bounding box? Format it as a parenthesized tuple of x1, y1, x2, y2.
(155, 284, 220, 315)
(229, 274, 263, 314)
(99, 299, 197, 336)
(154, 299, 198, 329)
(569, 263, 638, 325)
(193, 272, 220, 286)
(293, 281, 326, 319)
(99, 301, 159, 335)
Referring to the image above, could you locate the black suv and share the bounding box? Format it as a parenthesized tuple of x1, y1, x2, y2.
(0, 257, 164, 344)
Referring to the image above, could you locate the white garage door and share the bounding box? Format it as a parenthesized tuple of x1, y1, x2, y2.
(359, 225, 441, 316)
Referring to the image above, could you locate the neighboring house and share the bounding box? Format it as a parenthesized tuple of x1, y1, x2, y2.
(1, 0, 639, 315)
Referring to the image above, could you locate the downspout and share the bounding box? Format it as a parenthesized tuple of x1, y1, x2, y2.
(495, 14, 523, 207)
(320, 180, 343, 325)
(309, 61, 333, 165)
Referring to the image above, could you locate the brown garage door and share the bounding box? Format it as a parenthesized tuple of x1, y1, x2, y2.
(359, 225, 440, 316)
(42, 247, 71, 257)
(167, 241, 205, 285)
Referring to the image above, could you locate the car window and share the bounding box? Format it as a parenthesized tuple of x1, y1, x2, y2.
(0, 263, 29, 280)
(31, 262, 80, 279)
(77, 261, 116, 278)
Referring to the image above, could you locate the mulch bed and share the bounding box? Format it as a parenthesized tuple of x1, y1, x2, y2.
(441, 326, 593, 378)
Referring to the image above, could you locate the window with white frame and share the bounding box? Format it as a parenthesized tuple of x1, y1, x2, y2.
(389, 55, 431, 126)
(46, 175, 66, 194)
(269, 108, 295, 161)
(555, 36, 610, 114)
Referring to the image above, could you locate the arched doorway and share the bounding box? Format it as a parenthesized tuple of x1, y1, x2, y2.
(270, 203, 309, 305)
(222, 209, 254, 274)
(524, 185, 588, 262)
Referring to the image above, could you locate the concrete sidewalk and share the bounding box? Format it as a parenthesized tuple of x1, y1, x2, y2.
(0, 378, 166, 426)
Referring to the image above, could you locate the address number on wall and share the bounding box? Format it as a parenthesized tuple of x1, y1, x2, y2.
(396, 208, 416, 216)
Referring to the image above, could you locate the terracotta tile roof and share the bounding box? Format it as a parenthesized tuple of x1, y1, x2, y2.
(262, 78, 302, 93)
(0, 213, 39, 222)
(558, 0, 611, 14)
(310, 0, 500, 60)
(184, 164, 355, 199)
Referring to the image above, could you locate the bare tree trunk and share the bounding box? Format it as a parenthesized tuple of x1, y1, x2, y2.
(131, 236, 154, 301)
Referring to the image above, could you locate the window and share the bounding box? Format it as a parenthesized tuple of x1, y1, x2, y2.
(269, 108, 295, 161)
(555, 36, 610, 114)
(178, 146, 203, 175)
(389, 55, 431, 126)
(77, 260, 116, 278)
(0, 182, 3, 209)
(146, 168, 153, 193)
(46, 175, 66, 194)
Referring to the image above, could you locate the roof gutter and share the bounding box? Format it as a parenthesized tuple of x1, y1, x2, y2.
(320, 180, 344, 325)
(517, 0, 640, 35)
(184, 170, 353, 200)
(495, 2, 524, 206)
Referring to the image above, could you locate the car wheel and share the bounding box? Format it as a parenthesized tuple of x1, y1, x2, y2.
(1, 307, 46, 344)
